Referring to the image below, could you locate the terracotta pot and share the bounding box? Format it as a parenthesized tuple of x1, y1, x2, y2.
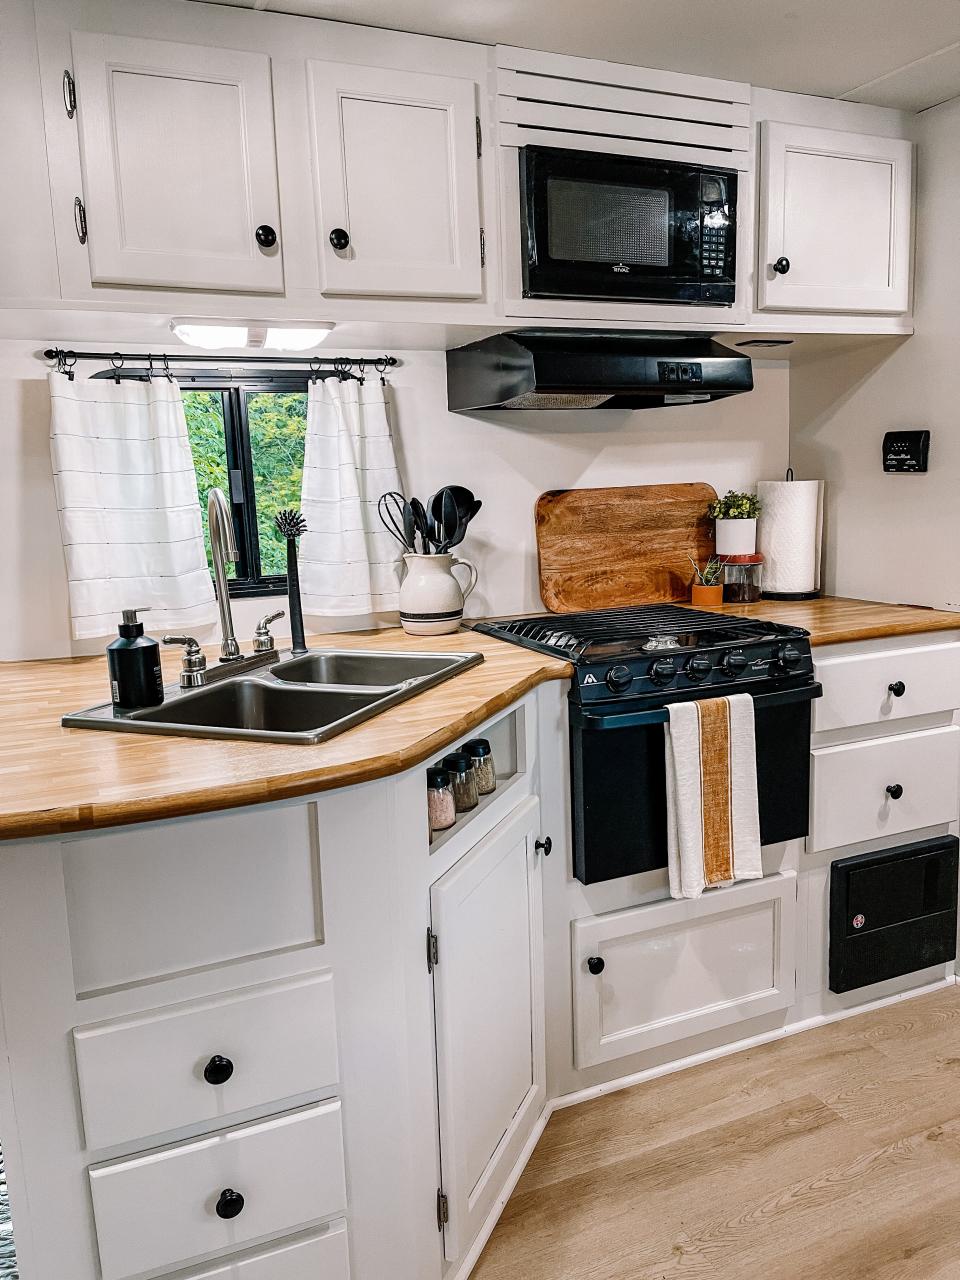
(691, 583, 724, 607)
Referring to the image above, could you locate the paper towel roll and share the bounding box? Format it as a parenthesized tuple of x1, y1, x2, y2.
(757, 479, 823, 595)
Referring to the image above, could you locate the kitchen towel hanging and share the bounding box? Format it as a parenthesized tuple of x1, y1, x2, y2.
(48, 372, 217, 641)
(298, 375, 404, 617)
(664, 694, 762, 900)
(756, 475, 824, 598)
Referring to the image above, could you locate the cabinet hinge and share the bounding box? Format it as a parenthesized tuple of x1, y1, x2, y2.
(426, 927, 439, 974)
(437, 1188, 449, 1231)
(480, 227, 486, 268)
(62, 68, 76, 119)
(475, 115, 482, 158)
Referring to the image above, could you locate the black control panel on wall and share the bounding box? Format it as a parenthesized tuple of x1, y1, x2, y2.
(883, 429, 930, 472)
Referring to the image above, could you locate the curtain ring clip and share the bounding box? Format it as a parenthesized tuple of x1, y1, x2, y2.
(146, 354, 155, 382)
(163, 353, 174, 382)
(63, 350, 77, 381)
(309, 356, 322, 385)
(109, 352, 124, 385)
(357, 357, 366, 385)
(374, 356, 389, 386)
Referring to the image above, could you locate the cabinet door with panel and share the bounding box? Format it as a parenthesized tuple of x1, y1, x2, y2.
(758, 120, 912, 314)
(309, 61, 482, 298)
(71, 32, 284, 292)
(430, 795, 545, 1263)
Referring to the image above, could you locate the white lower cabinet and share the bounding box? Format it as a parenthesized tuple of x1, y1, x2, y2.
(572, 873, 797, 1069)
(809, 725, 960, 853)
(430, 795, 545, 1263)
(89, 1101, 347, 1280)
(175, 1224, 350, 1280)
(813, 641, 960, 732)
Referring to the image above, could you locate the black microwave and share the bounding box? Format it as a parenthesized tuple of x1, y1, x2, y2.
(519, 145, 738, 306)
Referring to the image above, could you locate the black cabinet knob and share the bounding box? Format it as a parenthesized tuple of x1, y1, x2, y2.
(773, 256, 791, 275)
(203, 1055, 234, 1086)
(886, 783, 904, 800)
(888, 681, 906, 698)
(255, 224, 277, 248)
(215, 1189, 245, 1220)
(586, 956, 605, 975)
(329, 227, 350, 251)
(535, 836, 552, 856)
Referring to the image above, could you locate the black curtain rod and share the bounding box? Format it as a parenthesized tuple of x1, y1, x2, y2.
(44, 347, 398, 368)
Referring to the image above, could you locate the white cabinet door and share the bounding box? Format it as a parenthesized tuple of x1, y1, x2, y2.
(758, 121, 912, 314)
(309, 61, 482, 298)
(431, 795, 545, 1262)
(72, 32, 284, 292)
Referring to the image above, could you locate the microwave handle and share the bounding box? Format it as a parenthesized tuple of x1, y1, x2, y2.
(571, 682, 822, 731)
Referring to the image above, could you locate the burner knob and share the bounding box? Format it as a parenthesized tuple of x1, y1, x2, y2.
(605, 664, 633, 694)
(776, 644, 803, 671)
(722, 650, 749, 677)
(684, 655, 713, 682)
(650, 657, 678, 686)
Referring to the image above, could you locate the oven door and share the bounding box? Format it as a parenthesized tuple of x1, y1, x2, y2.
(519, 145, 735, 304)
(569, 683, 821, 885)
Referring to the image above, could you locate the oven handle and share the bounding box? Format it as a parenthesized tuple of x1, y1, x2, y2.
(570, 682, 822, 730)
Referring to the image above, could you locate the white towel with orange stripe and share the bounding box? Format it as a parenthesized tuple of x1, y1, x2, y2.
(664, 694, 762, 900)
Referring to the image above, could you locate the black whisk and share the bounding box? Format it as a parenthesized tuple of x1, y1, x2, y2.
(275, 508, 308, 656)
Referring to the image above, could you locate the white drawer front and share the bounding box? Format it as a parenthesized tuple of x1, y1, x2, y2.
(175, 1223, 350, 1280)
(810, 726, 960, 853)
(89, 1102, 347, 1280)
(814, 641, 960, 732)
(572, 873, 797, 1069)
(75, 974, 339, 1150)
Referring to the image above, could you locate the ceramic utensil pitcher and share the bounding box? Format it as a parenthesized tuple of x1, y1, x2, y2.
(399, 553, 477, 635)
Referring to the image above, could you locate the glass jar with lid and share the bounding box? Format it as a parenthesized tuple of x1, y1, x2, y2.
(718, 553, 764, 604)
(440, 752, 479, 812)
(427, 768, 456, 840)
(461, 738, 496, 795)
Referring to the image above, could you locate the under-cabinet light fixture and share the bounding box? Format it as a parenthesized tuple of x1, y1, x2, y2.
(170, 319, 336, 352)
(170, 321, 249, 349)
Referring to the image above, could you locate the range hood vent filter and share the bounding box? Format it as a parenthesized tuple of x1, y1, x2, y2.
(446, 329, 753, 413)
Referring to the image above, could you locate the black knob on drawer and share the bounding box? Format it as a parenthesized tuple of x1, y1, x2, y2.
(886, 784, 904, 800)
(255, 224, 277, 248)
(215, 1189, 245, 1220)
(586, 956, 605, 975)
(773, 256, 791, 274)
(329, 227, 350, 250)
(203, 1055, 234, 1086)
(888, 681, 906, 698)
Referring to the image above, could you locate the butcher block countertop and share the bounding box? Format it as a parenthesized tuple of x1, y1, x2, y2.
(1, 597, 957, 842)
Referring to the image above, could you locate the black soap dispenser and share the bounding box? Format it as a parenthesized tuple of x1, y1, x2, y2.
(107, 608, 164, 710)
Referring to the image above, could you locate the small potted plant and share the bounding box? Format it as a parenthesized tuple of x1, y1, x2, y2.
(688, 555, 725, 607)
(709, 490, 762, 556)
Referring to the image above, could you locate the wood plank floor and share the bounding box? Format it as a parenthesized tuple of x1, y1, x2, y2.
(473, 987, 960, 1280)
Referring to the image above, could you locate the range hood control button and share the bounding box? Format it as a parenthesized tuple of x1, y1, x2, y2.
(605, 665, 633, 694)
(650, 657, 678, 685)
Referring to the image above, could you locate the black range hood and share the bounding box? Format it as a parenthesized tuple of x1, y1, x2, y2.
(446, 329, 753, 412)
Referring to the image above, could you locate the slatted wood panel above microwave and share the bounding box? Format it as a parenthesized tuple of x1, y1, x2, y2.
(496, 45, 751, 171)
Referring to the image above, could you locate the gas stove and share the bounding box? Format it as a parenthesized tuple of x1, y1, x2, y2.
(474, 603, 814, 704)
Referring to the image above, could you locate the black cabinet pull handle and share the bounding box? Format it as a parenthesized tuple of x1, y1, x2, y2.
(773, 256, 790, 275)
(255, 224, 277, 248)
(215, 1189, 245, 1220)
(888, 681, 906, 698)
(329, 227, 350, 251)
(586, 956, 605, 975)
(203, 1055, 234, 1085)
(74, 196, 87, 245)
(886, 783, 904, 800)
(535, 836, 552, 856)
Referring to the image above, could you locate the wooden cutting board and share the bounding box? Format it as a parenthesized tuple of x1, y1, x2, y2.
(535, 482, 717, 612)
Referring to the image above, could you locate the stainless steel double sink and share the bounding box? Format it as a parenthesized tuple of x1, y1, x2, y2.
(62, 649, 484, 744)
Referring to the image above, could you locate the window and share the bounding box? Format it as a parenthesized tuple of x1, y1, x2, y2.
(182, 374, 309, 596)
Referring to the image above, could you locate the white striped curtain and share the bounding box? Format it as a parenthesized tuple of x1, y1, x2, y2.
(298, 377, 404, 616)
(49, 372, 217, 640)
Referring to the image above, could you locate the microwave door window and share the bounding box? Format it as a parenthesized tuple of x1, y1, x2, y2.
(546, 178, 673, 269)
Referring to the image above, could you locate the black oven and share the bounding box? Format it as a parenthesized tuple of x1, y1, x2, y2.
(519, 145, 737, 306)
(570, 682, 820, 885)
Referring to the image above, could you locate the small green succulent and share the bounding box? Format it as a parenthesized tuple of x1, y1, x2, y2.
(689, 555, 725, 587)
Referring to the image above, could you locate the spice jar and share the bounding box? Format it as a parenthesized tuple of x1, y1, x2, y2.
(718, 554, 764, 604)
(441, 752, 479, 812)
(462, 738, 496, 795)
(427, 768, 456, 839)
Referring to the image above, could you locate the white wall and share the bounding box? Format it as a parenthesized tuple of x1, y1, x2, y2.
(0, 342, 789, 660)
(789, 99, 960, 610)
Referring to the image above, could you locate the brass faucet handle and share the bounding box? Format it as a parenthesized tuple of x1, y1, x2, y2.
(253, 610, 285, 653)
(162, 635, 208, 688)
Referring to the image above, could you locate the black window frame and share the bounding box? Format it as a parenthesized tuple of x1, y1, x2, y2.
(179, 370, 312, 598)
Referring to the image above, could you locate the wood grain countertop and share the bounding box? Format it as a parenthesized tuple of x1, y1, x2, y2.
(2, 596, 957, 842)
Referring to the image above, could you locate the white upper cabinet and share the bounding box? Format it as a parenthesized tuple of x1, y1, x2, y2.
(72, 32, 284, 292)
(309, 61, 483, 298)
(758, 121, 913, 314)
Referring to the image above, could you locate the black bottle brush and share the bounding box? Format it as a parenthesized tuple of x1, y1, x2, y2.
(275, 508, 308, 656)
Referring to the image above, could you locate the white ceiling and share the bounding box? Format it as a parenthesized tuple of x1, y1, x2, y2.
(202, 0, 960, 112)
